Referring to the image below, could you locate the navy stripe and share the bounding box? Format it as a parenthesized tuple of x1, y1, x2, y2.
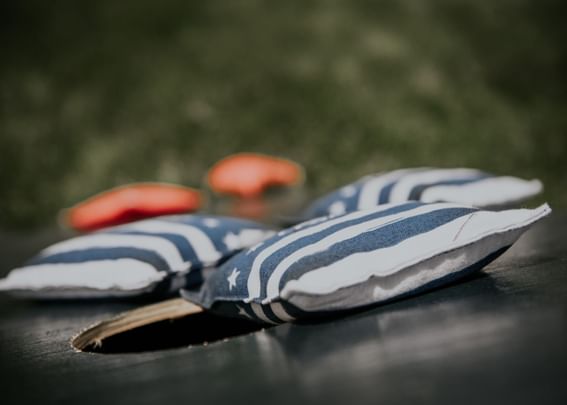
(242, 303, 272, 324)
(29, 247, 171, 271)
(256, 202, 423, 299)
(261, 304, 285, 324)
(239, 303, 258, 321)
(407, 175, 490, 201)
(378, 169, 428, 204)
(107, 230, 200, 264)
(278, 301, 310, 321)
(304, 186, 362, 219)
(377, 180, 397, 204)
(162, 216, 268, 253)
(337, 185, 365, 214)
(280, 207, 476, 289)
(163, 216, 228, 252)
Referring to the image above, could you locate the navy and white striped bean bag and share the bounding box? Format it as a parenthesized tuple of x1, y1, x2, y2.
(303, 168, 543, 219)
(183, 202, 550, 324)
(0, 215, 274, 299)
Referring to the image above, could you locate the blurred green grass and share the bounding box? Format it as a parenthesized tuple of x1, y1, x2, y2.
(1, 0, 566, 228)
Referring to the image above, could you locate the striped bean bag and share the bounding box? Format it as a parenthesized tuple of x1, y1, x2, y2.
(183, 202, 550, 324)
(303, 168, 543, 220)
(0, 215, 274, 299)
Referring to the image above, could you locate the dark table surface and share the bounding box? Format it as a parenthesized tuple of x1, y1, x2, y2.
(1, 214, 566, 405)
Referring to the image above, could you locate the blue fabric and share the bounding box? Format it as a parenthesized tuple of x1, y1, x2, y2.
(303, 168, 493, 219)
(406, 177, 490, 200)
(183, 202, 520, 324)
(182, 201, 550, 325)
(378, 180, 398, 204)
(28, 247, 171, 271)
(102, 231, 199, 263)
(303, 186, 362, 219)
(189, 202, 427, 305)
(161, 215, 269, 253)
(203, 246, 511, 324)
(279, 207, 474, 291)
(258, 202, 423, 296)
(14, 214, 272, 297)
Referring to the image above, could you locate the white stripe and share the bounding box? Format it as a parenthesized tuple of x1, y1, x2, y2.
(245, 202, 412, 301)
(115, 220, 222, 263)
(41, 234, 187, 270)
(388, 168, 483, 203)
(250, 303, 278, 324)
(0, 259, 164, 292)
(270, 302, 295, 322)
(420, 177, 543, 206)
(235, 229, 276, 250)
(356, 169, 416, 210)
(280, 204, 550, 299)
(263, 203, 455, 302)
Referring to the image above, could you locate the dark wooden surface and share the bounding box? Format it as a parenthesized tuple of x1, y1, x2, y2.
(1, 215, 566, 405)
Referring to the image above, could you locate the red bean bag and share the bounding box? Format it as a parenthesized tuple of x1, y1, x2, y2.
(62, 183, 202, 232)
(207, 153, 304, 198)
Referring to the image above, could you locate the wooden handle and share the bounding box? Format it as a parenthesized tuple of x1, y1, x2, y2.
(71, 298, 204, 352)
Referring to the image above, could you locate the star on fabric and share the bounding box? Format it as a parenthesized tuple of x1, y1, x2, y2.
(340, 185, 356, 197)
(329, 201, 346, 216)
(227, 268, 240, 291)
(237, 306, 251, 319)
(223, 232, 240, 250)
(203, 218, 220, 228)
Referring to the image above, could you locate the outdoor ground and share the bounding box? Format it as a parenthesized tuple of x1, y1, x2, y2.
(1, 0, 566, 228)
(1, 212, 566, 405)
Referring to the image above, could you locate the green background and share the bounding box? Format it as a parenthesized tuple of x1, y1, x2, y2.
(1, 0, 565, 228)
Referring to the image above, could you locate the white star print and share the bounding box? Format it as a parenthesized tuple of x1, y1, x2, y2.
(340, 185, 356, 197)
(237, 306, 251, 318)
(227, 268, 240, 290)
(238, 229, 274, 246)
(203, 218, 220, 228)
(329, 201, 346, 216)
(223, 232, 240, 250)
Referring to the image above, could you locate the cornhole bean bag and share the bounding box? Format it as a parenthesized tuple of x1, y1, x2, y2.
(62, 183, 203, 232)
(183, 202, 550, 324)
(0, 215, 274, 299)
(207, 153, 304, 198)
(303, 168, 543, 219)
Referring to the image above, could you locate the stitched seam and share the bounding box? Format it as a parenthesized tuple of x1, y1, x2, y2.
(280, 208, 549, 301)
(453, 212, 475, 241)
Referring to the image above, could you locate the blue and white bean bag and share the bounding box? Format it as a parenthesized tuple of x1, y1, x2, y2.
(303, 168, 543, 219)
(0, 215, 274, 299)
(183, 202, 550, 324)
